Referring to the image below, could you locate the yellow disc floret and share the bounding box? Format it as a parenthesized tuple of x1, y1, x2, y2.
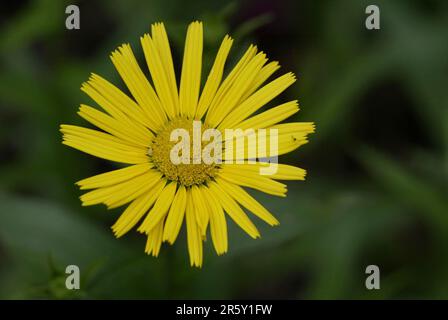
(150, 118, 218, 187)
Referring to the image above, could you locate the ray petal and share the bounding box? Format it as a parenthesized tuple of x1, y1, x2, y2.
(81, 73, 157, 132)
(162, 185, 187, 244)
(201, 186, 228, 255)
(76, 163, 153, 190)
(179, 21, 203, 118)
(61, 125, 148, 164)
(79, 169, 161, 208)
(112, 179, 166, 237)
(238, 60, 280, 103)
(195, 35, 233, 119)
(208, 181, 260, 239)
(218, 167, 287, 197)
(110, 44, 167, 128)
(186, 190, 203, 267)
(207, 51, 267, 127)
(205, 44, 258, 125)
(138, 181, 177, 233)
(151, 22, 179, 113)
(236, 100, 299, 130)
(78, 104, 152, 147)
(218, 72, 296, 130)
(145, 220, 164, 257)
(141, 33, 177, 119)
(221, 162, 306, 181)
(215, 177, 279, 226)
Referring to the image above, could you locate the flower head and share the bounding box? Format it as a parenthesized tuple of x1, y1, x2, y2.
(60, 21, 315, 267)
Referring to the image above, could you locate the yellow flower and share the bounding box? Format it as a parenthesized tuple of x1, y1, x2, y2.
(60, 21, 315, 267)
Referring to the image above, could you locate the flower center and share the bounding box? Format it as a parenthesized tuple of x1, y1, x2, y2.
(149, 118, 219, 187)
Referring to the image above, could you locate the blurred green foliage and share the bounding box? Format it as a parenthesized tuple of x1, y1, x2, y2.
(0, 0, 447, 299)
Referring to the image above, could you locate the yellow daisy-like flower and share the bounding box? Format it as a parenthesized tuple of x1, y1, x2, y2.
(60, 21, 315, 267)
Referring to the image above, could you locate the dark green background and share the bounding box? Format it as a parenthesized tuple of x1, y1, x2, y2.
(0, 0, 447, 299)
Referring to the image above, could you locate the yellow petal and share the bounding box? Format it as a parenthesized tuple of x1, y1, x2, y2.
(222, 122, 314, 160)
(185, 192, 203, 267)
(191, 185, 209, 237)
(138, 181, 177, 233)
(237, 100, 299, 130)
(222, 162, 306, 181)
(162, 185, 187, 244)
(195, 35, 233, 119)
(208, 181, 260, 239)
(61, 125, 148, 164)
(112, 179, 166, 237)
(110, 44, 167, 128)
(145, 220, 164, 257)
(219, 167, 287, 197)
(268, 122, 315, 156)
(78, 104, 152, 147)
(79, 170, 161, 208)
(205, 44, 257, 125)
(151, 22, 179, 113)
(201, 186, 228, 255)
(239, 61, 280, 103)
(81, 73, 157, 132)
(218, 72, 296, 130)
(207, 51, 267, 127)
(141, 33, 177, 119)
(179, 21, 203, 118)
(271, 122, 316, 135)
(76, 163, 152, 190)
(215, 177, 279, 226)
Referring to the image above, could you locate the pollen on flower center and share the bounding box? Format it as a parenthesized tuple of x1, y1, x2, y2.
(149, 117, 219, 187)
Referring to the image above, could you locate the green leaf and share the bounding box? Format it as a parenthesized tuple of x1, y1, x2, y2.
(357, 147, 448, 229)
(0, 194, 142, 298)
